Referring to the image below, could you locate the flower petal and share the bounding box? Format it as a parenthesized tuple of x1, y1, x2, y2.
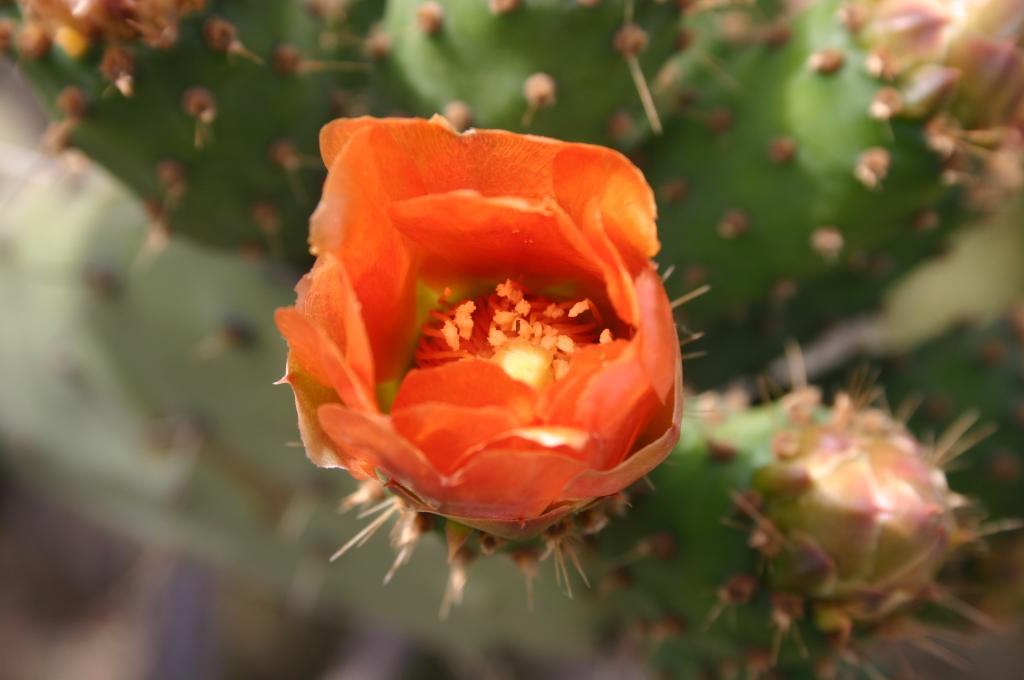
(392, 358, 536, 420)
(561, 362, 683, 500)
(322, 116, 658, 211)
(553, 144, 660, 268)
(275, 308, 376, 412)
(310, 126, 423, 380)
(319, 117, 380, 167)
(541, 339, 627, 401)
(551, 342, 658, 471)
(391, 403, 523, 475)
(579, 200, 640, 326)
(634, 266, 679, 403)
(294, 254, 374, 390)
(449, 426, 592, 471)
(571, 267, 680, 469)
(575, 367, 660, 471)
(321, 116, 563, 199)
(539, 268, 679, 470)
(488, 426, 590, 453)
(318, 404, 588, 522)
(282, 364, 374, 478)
(388, 191, 604, 290)
(318, 404, 446, 507)
(442, 447, 589, 521)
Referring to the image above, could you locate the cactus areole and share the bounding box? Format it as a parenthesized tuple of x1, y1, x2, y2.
(275, 116, 682, 540)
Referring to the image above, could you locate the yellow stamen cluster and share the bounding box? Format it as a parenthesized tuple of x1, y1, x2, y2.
(416, 279, 614, 388)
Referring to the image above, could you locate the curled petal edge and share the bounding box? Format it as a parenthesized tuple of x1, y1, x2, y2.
(561, 347, 684, 500)
(317, 404, 590, 528)
(317, 355, 681, 540)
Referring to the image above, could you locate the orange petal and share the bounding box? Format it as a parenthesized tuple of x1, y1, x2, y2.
(539, 269, 680, 470)
(634, 266, 679, 403)
(318, 404, 446, 508)
(537, 340, 639, 469)
(388, 191, 604, 290)
(310, 126, 423, 380)
(455, 128, 562, 197)
(391, 403, 523, 475)
(295, 254, 374, 390)
(319, 117, 380, 167)
(539, 340, 628, 420)
(441, 447, 589, 520)
(320, 116, 562, 199)
(485, 426, 590, 454)
(565, 267, 680, 469)
(392, 358, 536, 420)
(578, 375, 660, 471)
(448, 426, 592, 471)
(561, 364, 683, 500)
(579, 200, 640, 326)
(319, 116, 658, 212)
(282, 363, 374, 478)
(318, 405, 587, 523)
(553, 144, 659, 267)
(275, 308, 376, 412)
(562, 345, 659, 470)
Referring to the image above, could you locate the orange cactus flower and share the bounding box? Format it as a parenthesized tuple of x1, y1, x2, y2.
(276, 116, 682, 539)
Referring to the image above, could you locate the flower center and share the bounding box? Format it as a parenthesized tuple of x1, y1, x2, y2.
(415, 279, 613, 389)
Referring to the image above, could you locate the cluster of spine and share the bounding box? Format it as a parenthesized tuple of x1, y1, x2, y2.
(644, 0, 1023, 388)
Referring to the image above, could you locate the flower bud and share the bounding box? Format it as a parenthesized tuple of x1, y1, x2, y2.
(753, 395, 963, 619)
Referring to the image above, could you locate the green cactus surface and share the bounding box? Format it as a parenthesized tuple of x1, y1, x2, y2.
(2, 0, 382, 265)
(374, 0, 680, 144)
(646, 0, 1021, 387)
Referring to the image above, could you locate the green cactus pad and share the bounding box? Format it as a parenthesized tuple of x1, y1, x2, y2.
(2, 0, 382, 265)
(646, 0, 1019, 387)
(374, 0, 679, 144)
